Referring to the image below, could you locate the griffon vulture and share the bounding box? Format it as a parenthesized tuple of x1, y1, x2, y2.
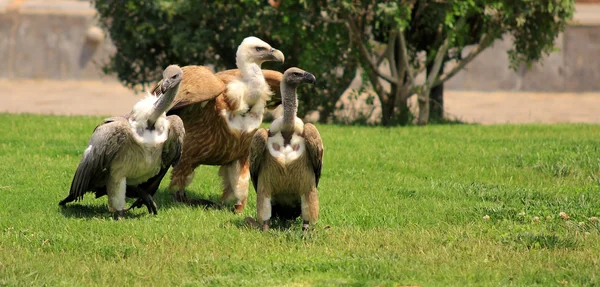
(135, 36, 285, 213)
(249, 67, 323, 231)
(59, 65, 185, 219)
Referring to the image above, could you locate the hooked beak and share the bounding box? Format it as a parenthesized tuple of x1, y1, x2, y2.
(303, 72, 316, 84)
(160, 79, 170, 94)
(268, 48, 285, 63)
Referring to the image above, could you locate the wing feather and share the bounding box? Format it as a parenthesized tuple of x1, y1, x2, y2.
(158, 66, 225, 111)
(163, 115, 185, 168)
(59, 117, 132, 205)
(249, 128, 269, 192)
(302, 124, 324, 187)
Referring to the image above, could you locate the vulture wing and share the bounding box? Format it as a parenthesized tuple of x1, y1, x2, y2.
(216, 69, 283, 109)
(163, 115, 186, 168)
(59, 117, 132, 205)
(157, 66, 226, 112)
(249, 128, 269, 192)
(302, 124, 324, 187)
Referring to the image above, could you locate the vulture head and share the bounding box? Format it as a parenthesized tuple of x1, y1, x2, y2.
(283, 67, 316, 87)
(236, 36, 285, 65)
(160, 65, 183, 94)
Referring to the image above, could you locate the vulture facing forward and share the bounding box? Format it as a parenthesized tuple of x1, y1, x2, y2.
(139, 36, 285, 213)
(59, 65, 185, 219)
(249, 68, 323, 231)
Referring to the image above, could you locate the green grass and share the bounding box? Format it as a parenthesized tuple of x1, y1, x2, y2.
(2, 113, 600, 286)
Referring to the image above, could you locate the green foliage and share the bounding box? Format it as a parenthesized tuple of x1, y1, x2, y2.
(370, 0, 574, 70)
(92, 0, 357, 121)
(3, 114, 600, 285)
(93, 0, 574, 125)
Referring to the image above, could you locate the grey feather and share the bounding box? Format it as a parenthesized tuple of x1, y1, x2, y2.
(60, 118, 132, 205)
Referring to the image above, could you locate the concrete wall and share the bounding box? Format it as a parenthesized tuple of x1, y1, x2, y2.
(446, 25, 600, 92)
(0, 0, 116, 81)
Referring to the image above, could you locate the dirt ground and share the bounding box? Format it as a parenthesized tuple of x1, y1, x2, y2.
(2, 78, 599, 125)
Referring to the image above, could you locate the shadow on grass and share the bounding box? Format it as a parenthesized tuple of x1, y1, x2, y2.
(58, 188, 233, 219)
(231, 216, 303, 231)
(58, 204, 144, 220)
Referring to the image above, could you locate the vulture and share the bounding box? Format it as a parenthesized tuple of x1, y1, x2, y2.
(134, 36, 285, 213)
(249, 67, 323, 231)
(59, 65, 185, 219)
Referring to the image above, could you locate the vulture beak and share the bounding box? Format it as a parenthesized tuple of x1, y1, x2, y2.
(303, 72, 316, 85)
(269, 48, 285, 63)
(160, 79, 170, 94)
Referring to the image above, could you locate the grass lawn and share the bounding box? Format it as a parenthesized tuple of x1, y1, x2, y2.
(1, 113, 600, 286)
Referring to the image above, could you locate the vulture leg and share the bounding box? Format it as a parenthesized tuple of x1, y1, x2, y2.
(256, 185, 272, 231)
(169, 165, 207, 205)
(219, 158, 250, 213)
(126, 167, 169, 214)
(107, 177, 127, 220)
(301, 186, 319, 231)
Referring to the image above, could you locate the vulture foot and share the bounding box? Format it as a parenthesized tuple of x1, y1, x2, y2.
(245, 216, 261, 229)
(127, 192, 158, 215)
(302, 220, 310, 232)
(262, 219, 270, 232)
(233, 203, 245, 214)
(113, 210, 125, 220)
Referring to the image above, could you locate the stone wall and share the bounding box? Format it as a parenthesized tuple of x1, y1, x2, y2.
(0, 0, 115, 80)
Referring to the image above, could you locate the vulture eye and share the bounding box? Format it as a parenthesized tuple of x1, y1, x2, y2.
(171, 75, 178, 79)
(294, 72, 301, 77)
(255, 46, 265, 52)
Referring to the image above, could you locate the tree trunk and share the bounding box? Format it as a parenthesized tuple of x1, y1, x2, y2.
(393, 84, 411, 125)
(380, 94, 396, 126)
(427, 62, 444, 122)
(416, 95, 429, 125)
(429, 83, 444, 122)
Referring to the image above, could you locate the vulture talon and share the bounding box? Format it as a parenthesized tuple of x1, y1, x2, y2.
(173, 191, 189, 204)
(233, 203, 244, 214)
(128, 198, 144, 210)
(113, 210, 125, 220)
(143, 194, 158, 215)
(245, 216, 261, 229)
(302, 221, 310, 232)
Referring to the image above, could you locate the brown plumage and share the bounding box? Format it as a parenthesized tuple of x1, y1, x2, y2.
(249, 68, 323, 231)
(148, 37, 285, 212)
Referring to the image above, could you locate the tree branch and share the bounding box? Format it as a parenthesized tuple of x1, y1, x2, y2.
(397, 28, 414, 86)
(424, 35, 450, 91)
(435, 33, 494, 85)
(386, 31, 398, 78)
(347, 17, 398, 85)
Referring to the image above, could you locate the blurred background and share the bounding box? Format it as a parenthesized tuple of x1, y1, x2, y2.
(0, 0, 597, 125)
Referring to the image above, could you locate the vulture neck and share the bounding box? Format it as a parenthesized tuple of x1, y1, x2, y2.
(237, 59, 265, 86)
(281, 82, 298, 134)
(147, 83, 178, 128)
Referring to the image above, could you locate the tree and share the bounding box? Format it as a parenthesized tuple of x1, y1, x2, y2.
(93, 0, 574, 126)
(322, 0, 574, 125)
(92, 0, 357, 122)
